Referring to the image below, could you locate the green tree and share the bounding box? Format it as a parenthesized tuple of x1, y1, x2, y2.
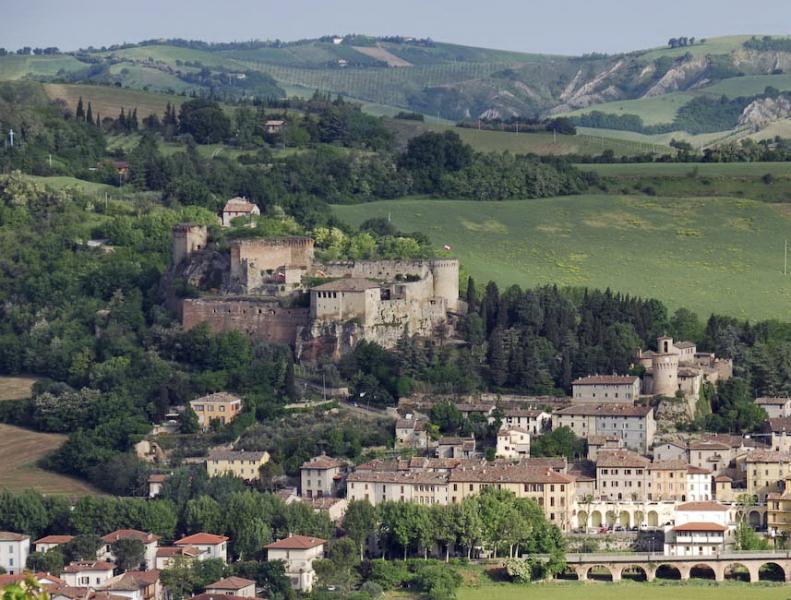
(111, 538, 145, 571)
(342, 500, 377, 560)
(185, 496, 225, 534)
(26, 548, 64, 576)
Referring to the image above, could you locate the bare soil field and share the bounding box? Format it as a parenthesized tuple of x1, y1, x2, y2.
(0, 376, 38, 401)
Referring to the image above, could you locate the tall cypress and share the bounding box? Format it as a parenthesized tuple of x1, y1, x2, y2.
(85, 102, 93, 125)
(75, 97, 84, 121)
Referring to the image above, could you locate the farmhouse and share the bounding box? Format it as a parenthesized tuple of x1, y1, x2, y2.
(206, 450, 270, 481)
(222, 197, 260, 227)
(189, 392, 243, 430)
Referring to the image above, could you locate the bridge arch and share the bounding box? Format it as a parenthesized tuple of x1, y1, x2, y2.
(655, 564, 682, 580)
(689, 563, 717, 580)
(590, 510, 602, 528)
(619, 564, 650, 581)
(647, 510, 659, 527)
(723, 562, 752, 582)
(759, 561, 786, 582)
(584, 564, 614, 581)
(577, 511, 589, 529)
(618, 510, 630, 528)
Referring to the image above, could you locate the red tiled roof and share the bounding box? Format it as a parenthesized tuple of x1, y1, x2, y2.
(191, 595, 253, 600)
(101, 529, 158, 544)
(148, 474, 167, 483)
(63, 561, 116, 573)
(265, 535, 326, 550)
(572, 375, 638, 385)
(206, 577, 255, 591)
(35, 535, 74, 545)
(672, 522, 727, 532)
(0, 531, 29, 541)
(555, 404, 652, 417)
(301, 455, 344, 470)
(176, 533, 228, 546)
(223, 197, 258, 214)
(596, 450, 650, 468)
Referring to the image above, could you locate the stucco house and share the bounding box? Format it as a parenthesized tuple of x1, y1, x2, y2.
(264, 536, 325, 593)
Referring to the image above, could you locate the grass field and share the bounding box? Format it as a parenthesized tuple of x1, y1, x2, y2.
(577, 162, 791, 177)
(575, 126, 734, 149)
(0, 54, 87, 80)
(107, 63, 194, 93)
(334, 195, 791, 320)
(636, 35, 754, 62)
(701, 74, 791, 97)
(561, 93, 694, 126)
(0, 376, 38, 401)
(454, 582, 790, 600)
(0, 424, 100, 495)
(44, 83, 186, 119)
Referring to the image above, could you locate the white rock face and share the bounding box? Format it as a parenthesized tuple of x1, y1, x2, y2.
(738, 96, 791, 131)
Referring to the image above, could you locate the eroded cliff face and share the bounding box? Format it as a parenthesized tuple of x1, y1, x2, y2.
(641, 55, 710, 97)
(738, 96, 791, 130)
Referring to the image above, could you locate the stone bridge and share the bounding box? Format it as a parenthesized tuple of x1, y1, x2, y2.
(557, 551, 791, 583)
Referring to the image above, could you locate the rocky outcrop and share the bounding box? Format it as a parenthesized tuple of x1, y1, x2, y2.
(738, 95, 791, 130)
(642, 55, 709, 97)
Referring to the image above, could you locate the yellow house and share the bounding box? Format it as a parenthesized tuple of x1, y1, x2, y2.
(206, 450, 270, 480)
(190, 392, 243, 430)
(744, 450, 791, 502)
(768, 474, 791, 533)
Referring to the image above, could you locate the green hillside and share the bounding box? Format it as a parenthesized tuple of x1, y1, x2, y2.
(333, 195, 791, 320)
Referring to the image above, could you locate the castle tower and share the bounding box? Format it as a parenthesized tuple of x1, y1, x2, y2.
(657, 336, 675, 355)
(172, 223, 208, 266)
(651, 352, 679, 397)
(430, 259, 459, 311)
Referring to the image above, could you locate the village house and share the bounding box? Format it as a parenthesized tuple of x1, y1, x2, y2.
(62, 561, 116, 587)
(174, 533, 229, 563)
(190, 392, 244, 430)
(757, 397, 791, 419)
(300, 455, 345, 498)
(744, 449, 791, 502)
(585, 435, 622, 461)
(147, 474, 166, 498)
(206, 450, 270, 480)
(154, 546, 204, 570)
(594, 450, 650, 501)
(653, 440, 688, 462)
(687, 439, 732, 474)
(455, 403, 496, 422)
(663, 501, 730, 557)
(762, 416, 791, 452)
(571, 375, 640, 405)
(99, 570, 162, 600)
(500, 408, 550, 434)
(647, 460, 690, 502)
(265, 536, 326, 593)
(99, 530, 159, 571)
(686, 465, 713, 501)
(222, 197, 260, 227)
(496, 428, 531, 459)
(34, 535, 74, 554)
(204, 577, 256, 598)
(302, 496, 349, 523)
(552, 404, 656, 453)
(0, 532, 29, 575)
(767, 474, 791, 534)
(436, 436, 476, 459)
(394, 415, 430, 450)
(347, 469, 449, 506)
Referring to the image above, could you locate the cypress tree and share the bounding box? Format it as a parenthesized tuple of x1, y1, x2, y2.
(465, 276, 477, 312)
(85, 102, 93, 125)
(118, 108, 126, 130)
(130, 108, 138, 131)
(75, 97, 84, 121)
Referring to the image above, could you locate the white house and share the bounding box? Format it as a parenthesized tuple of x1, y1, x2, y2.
(686, 466, 712, 501)
(663, 500, 731, 557)
(222, 197, 260, 227)
(148, 474, 167, 498)
(62, 561, 116, 587)
(265, 535, 325, 593)
(100, 530, 159, 571)
(496, 428, 531, 459)
(0, 532, 29, 575)
(300, 455, 345, 498)
(154, 546, 205, 570)
(174, 533, 229, 563)
(34, 535, 74, 554)
(204, 577, 256, 598)
(500, 409, 550, 435)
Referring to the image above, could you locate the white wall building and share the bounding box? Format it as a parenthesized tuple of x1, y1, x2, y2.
(174, 533, 229, 563)
(572, 375, 640, 405)
(496, 428, 531, 459)
(686, 466, 712, 501)
(0, 532, 29, 575)
(265, 536, 326, 593)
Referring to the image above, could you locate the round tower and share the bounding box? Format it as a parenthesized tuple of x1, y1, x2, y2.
(430, 259, 459, 311)
(652, 352, 679, 397)
(172, 223, 207, 266)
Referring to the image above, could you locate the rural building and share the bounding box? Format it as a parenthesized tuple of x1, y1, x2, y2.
(585, 434, 622, 461)
(552, 404, 656, 453)
(496, 428, 531, 458)
(300, 455, 345, 498)
(189, 392, 243, 430)
(147, 474, 166, 498)
(155, 546, 204, 570)
(265, 536, 326, 593)
(436, 436, 476, 459)
(0, 532, 29, 575)
(395, 415, 430, 449)
(175, 533, 229, 562)
(34, 535, 74, 554)
(100, 530, 159, 570)
(264, 120, 286, 134)
(757, 397, 791, 419)
(500, 408, 550, 434)
(62, 561, 115, 587)
(204, 577, 256, 598)
(222, 197, 260, 227)
(206, 450, 270, 481)
(571, 375, 640, 405)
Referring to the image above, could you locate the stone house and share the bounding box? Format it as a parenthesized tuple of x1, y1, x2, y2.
(586, 434, 622, 461)
(436, 436, 476, 459)
(571, 375, 640, 405)
(394, 416, 430, 450)
(300, 455, 345, 498)
(552, 404, 656, 453)
(500, 408, 550, 434)
(653, 440, 688, 462)
(757, 397, 791, 419)
(265, 536, 326, 593)
(222, 197, 260, 227)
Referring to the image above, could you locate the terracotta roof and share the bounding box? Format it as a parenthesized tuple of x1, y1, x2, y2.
(101, 571, 160, 591)
(672, 522, 727, 532)
(714, 474, 733, 482)
(572, 375, 639, 386)
(265, 535, 326, 550)
(676, 501, 728, 511)
(190, 595, 253, 600)
(395, 418, 426, 431)
(555, 404, 652, 417)
(648, 459, 690, 471)
(596, 450, 650, 468)
(302, 455, 344, 470)
(448, 463, 574, 485)
(745, 450, 791, 463)
(35, 535, 74, 545)
(312, 277, 380, 292)
(0, 574, 62, 587)
(176, 533, 229, 546)
(587, 434, 620, 445)
(498, 427, 531, 436)
(63, 561, 116, 573)
(407, 457, 467, 470)
(223, 197, 258, 213)
(101, 529, 158, 544)
(757, 397, 790, 406)
(687, 440, 730, 451)
(206, 577, 255, 591)
(148, 474, 167, 483)
(0, 531, 29, 541)
(207, 449, 268, 462)
(687, 465, 712, 475)
(156, 546, 202, 558)
(191, 392, 242, 405)
(766, 417, 791, 432)
(502, 408, 546, 418)
(456, 403, 495, 413)
(348, 469, 448, 485)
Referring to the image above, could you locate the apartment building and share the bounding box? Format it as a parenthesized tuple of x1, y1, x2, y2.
(552, 404, 655, 453)
(206, 450, 270, 480)
(595, 450, 650, 501)
(571, 375, 640, 405)
(300, 455, 345, 498)
(744, 450, 791, 502)
(647, 460, 690, 502)
(346, 470, 449, 506)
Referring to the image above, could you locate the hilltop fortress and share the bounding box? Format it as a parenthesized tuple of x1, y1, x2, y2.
(171, 225, 459, 358)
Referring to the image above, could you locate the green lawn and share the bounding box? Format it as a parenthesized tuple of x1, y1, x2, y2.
(333, 195, 791, 320)
(561, 93, 694, 126)
(636, 35, 755, 62)
(701, 74, 791, 97)
(456, 581, 790, 600)
(577, 162, 791, 177)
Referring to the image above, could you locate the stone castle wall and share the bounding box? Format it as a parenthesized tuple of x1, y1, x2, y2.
(173, 224, 208, 266)
(182, 298, 308, 345)
(230, 238, 314, 285)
